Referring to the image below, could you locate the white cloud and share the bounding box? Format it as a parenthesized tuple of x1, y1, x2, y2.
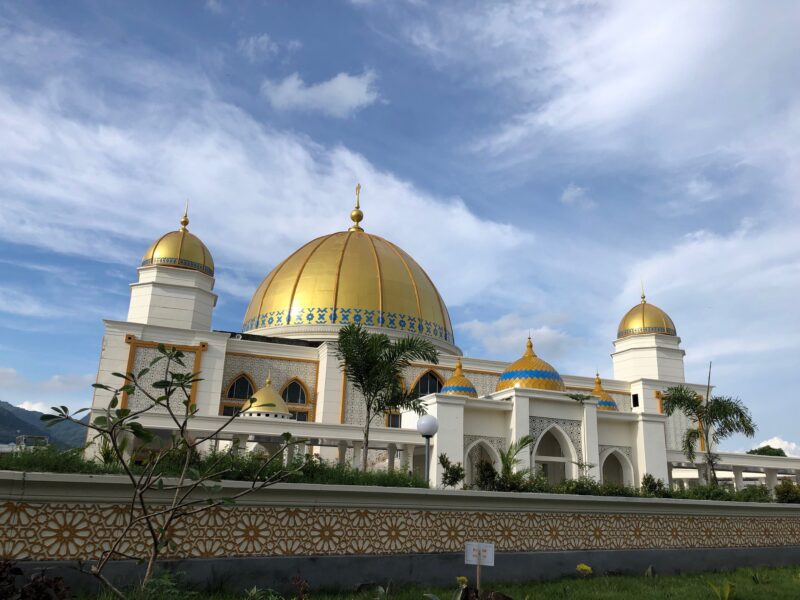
(237, 34, 278, 62)
(0, 367, 94, 413)
(0, 287, 50, 317)
(236, 34, 301, 63)
(559, 183, 593, 208)
(204, 0, 223, 14)
(0, 18, 529, 316)
(459, 313, 572, 361)
(756, 437, 800, 457)
(261, 70, 380, 118)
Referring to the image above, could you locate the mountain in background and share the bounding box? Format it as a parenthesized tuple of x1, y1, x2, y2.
(0, 400, 88, 447)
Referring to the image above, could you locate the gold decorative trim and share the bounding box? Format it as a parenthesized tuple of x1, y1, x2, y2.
(121, 335, 208, 409)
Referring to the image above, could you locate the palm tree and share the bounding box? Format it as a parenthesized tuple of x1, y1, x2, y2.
(661, 385, 756, 485)
(336, 323, 439, 472)
(499, 434, 534, 479)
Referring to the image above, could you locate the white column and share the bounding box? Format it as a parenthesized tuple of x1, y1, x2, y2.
(230, 434, 248, 456)
(387, 443, 396, 472)
(765, 468, 779, 491)
(696, 465, 707, 485)
(426, 395, 466, 488)
(633, 414, 669, 483)
(582, 400, 600, 480)
(352, 441, 363, 470)
(732, 466, 745, 491)
(401, 443, 414, 473)
(509, 391, 531, 474)
(337, 441, 348, 466)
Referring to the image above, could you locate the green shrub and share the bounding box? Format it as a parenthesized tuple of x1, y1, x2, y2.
(733, 484, 771, 503)
(474, 460, 498, 491)
(438, 453, 466, 488)
(675, 484, 733, 501)
(0, 446, 426, 488)
(774, 479, 800, 503)
(598, 482, 637, 497)
(639, 473, 671, 498)
(555, 476, 601, 496)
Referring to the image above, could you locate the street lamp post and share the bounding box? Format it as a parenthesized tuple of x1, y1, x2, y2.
(416, 414, 439, 484)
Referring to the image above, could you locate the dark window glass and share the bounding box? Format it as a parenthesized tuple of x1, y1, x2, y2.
(227, 376, 253, 400)
(631, 393, 640, 408)
(414, 372, 442, 396)
(282, 381, 306, 404)
(292, 411, 308, 422)
(222, 405, 238, 416)
(387, 413, 401, 428)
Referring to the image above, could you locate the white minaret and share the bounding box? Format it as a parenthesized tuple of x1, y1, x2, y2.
(127, 208, 217, 331)
(611, 292, 685, 384)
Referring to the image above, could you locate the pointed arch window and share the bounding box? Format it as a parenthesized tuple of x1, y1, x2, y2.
(414, 371, 443, 397)
(227, 376, 254, 400)
(281, 379, 312, 422)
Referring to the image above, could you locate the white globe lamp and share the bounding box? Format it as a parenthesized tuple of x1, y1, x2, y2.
(416, 414, 439, 483)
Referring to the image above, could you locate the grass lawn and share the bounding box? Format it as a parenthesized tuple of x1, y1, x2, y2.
(85, 566, 800, 599)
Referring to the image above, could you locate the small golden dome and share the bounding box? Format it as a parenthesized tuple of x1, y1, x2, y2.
(441, 359, 478, 398)
(496, 337, 565, 392)
(141, 207, 214, 276)
(243, 192, 454, 346)
(243, 374, 290, 415)
(617, 292, 676, 338)
(592, 373, 618, 411)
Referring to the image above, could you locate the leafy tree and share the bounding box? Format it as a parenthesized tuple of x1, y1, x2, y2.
(42, 344, 305, 599)
(747, 445, 786, 457)
(661, 385, 756, 485)
(336, 324, 439, 472)
(438, 453, 465, 489)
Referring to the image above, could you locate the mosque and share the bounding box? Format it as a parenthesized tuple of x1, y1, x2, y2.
(89, 191, 794, 489)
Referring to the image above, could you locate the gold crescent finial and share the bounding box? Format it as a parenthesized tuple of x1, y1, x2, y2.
(180, 200, 189, 230)
(265, 370, 272, 386)
(349, 183, 364, 231)
(525, 335, 535, 356)
(640, 280, 646, 303)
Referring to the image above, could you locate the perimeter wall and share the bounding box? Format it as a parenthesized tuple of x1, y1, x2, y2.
(2, 471, 800, 590)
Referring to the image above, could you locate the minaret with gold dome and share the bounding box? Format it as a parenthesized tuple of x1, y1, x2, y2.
(127, 206, 218, 331)
(611, 289, 685, 411)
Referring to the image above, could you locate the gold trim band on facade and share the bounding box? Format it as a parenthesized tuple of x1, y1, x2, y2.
(121, 335, 208, 409)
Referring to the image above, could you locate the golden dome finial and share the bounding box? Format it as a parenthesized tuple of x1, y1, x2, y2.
(265, 370, 272, 387)
(180, 200, 190, 231)
(524, 335, 536, 357)
(454, 357, 464, 376)
(349, 183, 364, 231)
(640, 280, 646, 303)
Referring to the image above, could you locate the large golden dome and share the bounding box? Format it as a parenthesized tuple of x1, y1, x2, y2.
(141, 210, 214, 276)
(243, 193, 454, 347)
(617, 293, 676, 339)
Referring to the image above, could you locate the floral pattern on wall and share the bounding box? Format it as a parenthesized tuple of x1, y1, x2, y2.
(2, 501, 800, 561)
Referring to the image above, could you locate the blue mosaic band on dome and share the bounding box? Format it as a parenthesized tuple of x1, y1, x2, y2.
(497, 369, 563, 382)
(141, 257, 214, 277)
(441, 385, 477, 394)
(617, 325, 676, 337)
(597, 399, 618, 410)
(242, 307, 454, 343)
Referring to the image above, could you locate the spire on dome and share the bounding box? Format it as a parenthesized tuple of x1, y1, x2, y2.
(349, 183, 364, 231)
(592, 372, 618, 411)
(441, 357, 478, 398)
(180, 200, 189, 231)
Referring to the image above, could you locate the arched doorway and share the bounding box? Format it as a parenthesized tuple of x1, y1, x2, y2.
(464, 440, 500, 486)
(599, 449, 635, 486)
(532, 427, 577, 484)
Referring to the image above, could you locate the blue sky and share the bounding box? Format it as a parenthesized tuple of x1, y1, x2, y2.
(1, 1, 798, 454)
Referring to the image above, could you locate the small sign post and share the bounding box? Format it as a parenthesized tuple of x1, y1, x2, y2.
(465, 541, 494, 593)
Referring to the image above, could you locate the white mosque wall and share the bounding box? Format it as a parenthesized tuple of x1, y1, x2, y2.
(612, 334, 686, 383)
(127, 267, 217, 331)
